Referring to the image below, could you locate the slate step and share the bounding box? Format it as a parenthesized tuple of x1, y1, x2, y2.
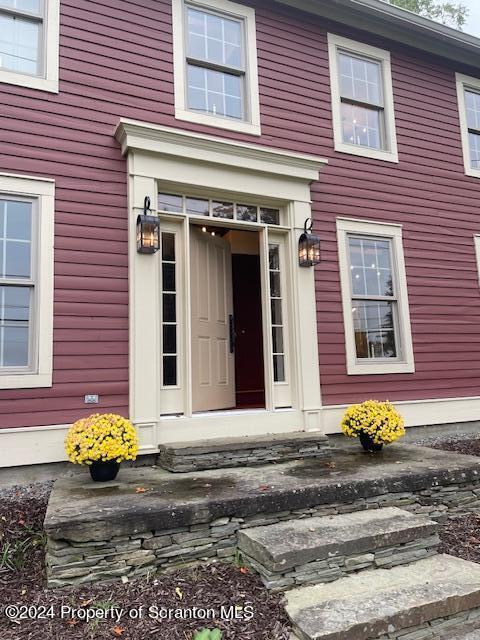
(158, 431, 331, 472)
(285, 554, 480, 640)
(238, 507, 439, 590)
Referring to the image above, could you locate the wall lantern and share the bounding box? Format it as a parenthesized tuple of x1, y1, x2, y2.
(136, 196, 160, 254)
(298, 218, 321, 267)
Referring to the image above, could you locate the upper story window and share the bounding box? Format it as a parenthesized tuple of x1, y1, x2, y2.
(0, 174, 54, 389)
(456, 73, 480, 179)
(328, 34, 398, 163)
(172, 0, 261, 135)
(336, 217, 414, 375)
(0, 0, 59, 92)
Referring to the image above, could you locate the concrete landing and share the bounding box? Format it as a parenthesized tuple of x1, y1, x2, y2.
(238, 507, 438, 572)
(45, 442, 480, 542)
(286, 554, 480, 640)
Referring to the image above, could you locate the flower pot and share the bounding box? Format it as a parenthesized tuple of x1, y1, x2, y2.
(359, 432, 383, 453)
(89, 460, 120, 482)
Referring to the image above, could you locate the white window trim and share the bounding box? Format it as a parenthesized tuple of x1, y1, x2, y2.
(336, 217, 414, 375)
(327, 33, 398, 163)
(0, 173, 54, 389)
(0, 0, 60, 93)
(474, 235, 480, 285)
(456, 72, 480, 179)
(171, 0, 261, 135)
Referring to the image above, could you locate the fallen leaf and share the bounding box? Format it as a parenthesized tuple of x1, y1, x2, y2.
(112, 625, 125, 636)
(325, 462, 336, 469)
(175, 587, 183, 600)
(135, 487, 146, 493)
(240, 567, 249, 574)
(258, 485, 269, 491)
(66, 619, 79, 627)
(80, 599, 93, 607)
(18, 519, 25, 526)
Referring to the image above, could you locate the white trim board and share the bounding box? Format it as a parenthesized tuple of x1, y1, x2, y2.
(456, 73, 480, 179)
(6, 394, 480, 467)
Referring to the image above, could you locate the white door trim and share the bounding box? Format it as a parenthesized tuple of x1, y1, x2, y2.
(116, 120, 327, 442)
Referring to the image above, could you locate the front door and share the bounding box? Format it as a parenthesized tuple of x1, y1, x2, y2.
(190, 226, 235, 412)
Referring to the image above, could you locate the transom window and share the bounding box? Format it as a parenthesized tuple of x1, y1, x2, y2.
(0, 0, 44, 76)
(0, 197, 33, 369)
(158, 192, 281, 226)
(186, 5, 244, 120)
(348, 236, 397, 360)
(328, 34, 398, 163)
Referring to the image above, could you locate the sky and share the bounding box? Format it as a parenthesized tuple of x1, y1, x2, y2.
(461, 0, 480, 37)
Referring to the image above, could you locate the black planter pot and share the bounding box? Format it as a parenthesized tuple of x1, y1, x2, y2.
(89, 460, 120, 482)
(359, 432, 383, 453)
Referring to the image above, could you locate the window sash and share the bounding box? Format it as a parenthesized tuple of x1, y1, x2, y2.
(0, 0, 45, 77)
(185, 4, 246, 75)
(338, 50, 384, 109)
(346, 233, 401, 362)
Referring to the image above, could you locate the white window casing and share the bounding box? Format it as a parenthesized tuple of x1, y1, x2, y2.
(0, 0, 59, 93)
(456, 73, 480, 179)
(336, 217, 414, 375)
(328, 33, 398, 163)
(0, 173, 54, 389)
(172, 0, 261, 135)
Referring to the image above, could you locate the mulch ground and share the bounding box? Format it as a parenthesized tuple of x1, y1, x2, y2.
(422, 435, 480, 457)
(0, 485, 290, 640)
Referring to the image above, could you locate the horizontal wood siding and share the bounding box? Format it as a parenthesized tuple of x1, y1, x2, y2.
(1, 0, 480, 428)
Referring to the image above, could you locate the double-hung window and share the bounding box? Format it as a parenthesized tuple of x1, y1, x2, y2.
(337, 218, 414, 375)
(328, 34, 398, 162)
(172, 0, 260, 135)
(0, 174, 54, 388)
(456, 73, 480, 178)
(0, 0, 59, 92)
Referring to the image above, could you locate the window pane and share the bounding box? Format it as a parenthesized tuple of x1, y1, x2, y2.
(348, 237, 393, 298)
(161, 233, 175, 262)
(163, 356, 177, 386)
(187, 6, 242, 68)
(158, 194, 183, 213)
(272, 326, 284, 353)
(271, 298, 282, 326)
(341, 103, 382, 150)
(469, 132, 480, 170)
(269, 245, 279, 270)
(5, 200, 31, 240)
(270, 271, 281, 298)
(163, 294, 176, 323)
(466, 90, 480, 131)
(212, 201, 234, 219)
(162, 263, 176, 292)
(0, 0, 40, 12)
(353, 301, 397, 359)
(187, 64, 243, 120)
(260, 208, 280, 225)
(186, 197, 209, 217)
(163, 325, 177, 354)
(273, 355, 285, 383)
(5, 240, 30, 278)
(236, 204, 257, 222)
(3, 286, 29, 321)
(0, 14, 40, 74)
(339, 52, 382, 105)
(3, 325, 29, 366)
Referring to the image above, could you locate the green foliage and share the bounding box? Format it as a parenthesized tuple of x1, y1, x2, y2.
(193, 629, 223, 640)
(388, 0, 468, 28)
(0, 524, 46, 572)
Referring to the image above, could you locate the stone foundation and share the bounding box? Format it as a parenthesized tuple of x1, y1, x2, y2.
(46, 479, 480, 588)
(242, 534, 440, 591)
(378, 607, 480, 640)
(158, 432, 331, 472)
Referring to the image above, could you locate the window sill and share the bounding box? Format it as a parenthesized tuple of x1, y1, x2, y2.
(334, 141, 399, 163)
(175, 108, 261, 136)
(0, 372, 52, 390)
(465, 166, 480, 179)
(347, 361, 415, 375)
(0, 69, 58, 93)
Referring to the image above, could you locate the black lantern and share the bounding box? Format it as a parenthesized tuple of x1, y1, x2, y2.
(298, 218, 321, 267)
(136, 196, 160, 254)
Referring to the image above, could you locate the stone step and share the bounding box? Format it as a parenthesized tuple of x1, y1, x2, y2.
(285, 554, 480, 640)
(238, 507, 439, 590)
(158, 431, 331, 472)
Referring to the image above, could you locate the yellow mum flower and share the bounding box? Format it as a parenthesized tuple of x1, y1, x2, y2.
(65, 413, 139, 465)
(341, 399, 405, 446)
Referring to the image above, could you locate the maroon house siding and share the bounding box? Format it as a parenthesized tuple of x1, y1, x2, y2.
(0, 0, 479, 428)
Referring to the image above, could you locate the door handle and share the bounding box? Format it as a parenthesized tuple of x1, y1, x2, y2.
(229, 315, 236, 354)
